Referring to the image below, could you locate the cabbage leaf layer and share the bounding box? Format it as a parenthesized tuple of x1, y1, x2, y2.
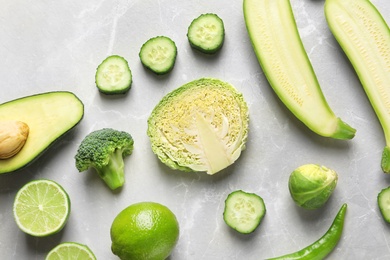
(147, 78, 249, 175)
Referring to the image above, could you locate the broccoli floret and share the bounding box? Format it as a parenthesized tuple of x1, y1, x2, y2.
(75, 128, 134, 190)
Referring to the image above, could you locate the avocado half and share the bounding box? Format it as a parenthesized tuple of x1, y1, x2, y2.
(0, 91, 84, 174)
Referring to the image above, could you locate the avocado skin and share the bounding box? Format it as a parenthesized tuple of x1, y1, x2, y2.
(0, 91, 84, 174)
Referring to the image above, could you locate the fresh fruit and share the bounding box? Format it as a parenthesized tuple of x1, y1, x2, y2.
(95, 55, 132, 94)
(243, 0, 355, 139)
(110, 202, 179, 260)
(13, 179, 71, 237)
(46, 242, 96, 260)
(223, 190, 266, 234)
(0, 91, 84, 174)
(0, 120, 29, 159)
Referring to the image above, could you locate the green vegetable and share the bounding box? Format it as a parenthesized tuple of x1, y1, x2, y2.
(187, 13, 225, 54)
(147, 78, 249, 175)
(139, 36, 177, 75)
(289, 164, 338, 210)
(223, 190, 266, 234)
(378, 186, 390, 223)
(243, 0, 356, 140)
(75, 128, 134, 190)
(95, 55, 132, 94)
(0, 92, 84, 174)
(267, 203, 347, 260)
(324, 0, 390, 172)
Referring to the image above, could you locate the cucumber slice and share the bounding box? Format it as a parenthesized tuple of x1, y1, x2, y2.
(243, 0, 356, 140)
(187, 13, 225, 54)
(139, 36, 177, 75)
(324, 0, 390, 172)
(378, 187, 390, 223)
(223, 190, 266, 234)
(95, 55, 132, 94)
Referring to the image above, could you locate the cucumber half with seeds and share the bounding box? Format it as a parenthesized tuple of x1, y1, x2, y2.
(243, 0, 356, 140)
(139, 36, 177, 75)
(223, 190, 266, 234)
(95, 55, 132, 94)
(187, 13, 225, 54)
(324, 0, 390, 172)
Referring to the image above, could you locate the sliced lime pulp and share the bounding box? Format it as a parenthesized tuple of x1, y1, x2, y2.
(13, 179, 71, 237)
(46, 242, 96, 260)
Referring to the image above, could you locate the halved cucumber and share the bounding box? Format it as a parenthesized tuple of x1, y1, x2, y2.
(223, 190, 266, 234)
(187, 13, 225, 54)
(324, 0, 390, 172)
(243, 0, 356, 140)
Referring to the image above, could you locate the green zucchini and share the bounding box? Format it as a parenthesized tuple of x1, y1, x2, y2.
(324, 0, 390, 172)
(0, 92, 84, 174)
(243, 0, 356, 140)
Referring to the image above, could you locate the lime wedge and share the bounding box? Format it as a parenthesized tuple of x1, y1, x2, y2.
(13, 179, 71, 237)
(46, 242, 96, 260)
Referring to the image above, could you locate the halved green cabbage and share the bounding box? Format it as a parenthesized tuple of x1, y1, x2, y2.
(147, 78, 249, 175)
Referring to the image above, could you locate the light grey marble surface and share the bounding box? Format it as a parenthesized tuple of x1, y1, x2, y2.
(1, 0, 390, 259)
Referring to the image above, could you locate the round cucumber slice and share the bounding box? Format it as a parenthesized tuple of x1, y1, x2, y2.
(95, 55, 132, 94)
(187, 13, 225, 54)
(139, 36, 177, 75)
(223, 190, 266, 234)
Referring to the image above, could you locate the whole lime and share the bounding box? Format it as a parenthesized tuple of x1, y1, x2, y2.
(110, 202, 180, 260)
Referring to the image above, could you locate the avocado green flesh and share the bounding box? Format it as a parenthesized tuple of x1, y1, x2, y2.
(325, 0, 390, 171)
(0, 92, 84, 174)
(243, 0, 355, 139)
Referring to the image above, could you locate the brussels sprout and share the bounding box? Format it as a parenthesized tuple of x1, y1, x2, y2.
(288, 164, 338, 209)
(147, 78, 249, 175)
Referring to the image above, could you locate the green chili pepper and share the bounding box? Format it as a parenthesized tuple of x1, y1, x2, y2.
(266, 203, 347, 260)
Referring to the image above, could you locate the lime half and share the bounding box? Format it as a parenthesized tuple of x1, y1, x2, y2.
(46, 242, 96, 260)
(13, 179, 71, 237)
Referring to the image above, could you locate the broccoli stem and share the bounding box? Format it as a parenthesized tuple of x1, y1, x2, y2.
(95, 149, 125, 190)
